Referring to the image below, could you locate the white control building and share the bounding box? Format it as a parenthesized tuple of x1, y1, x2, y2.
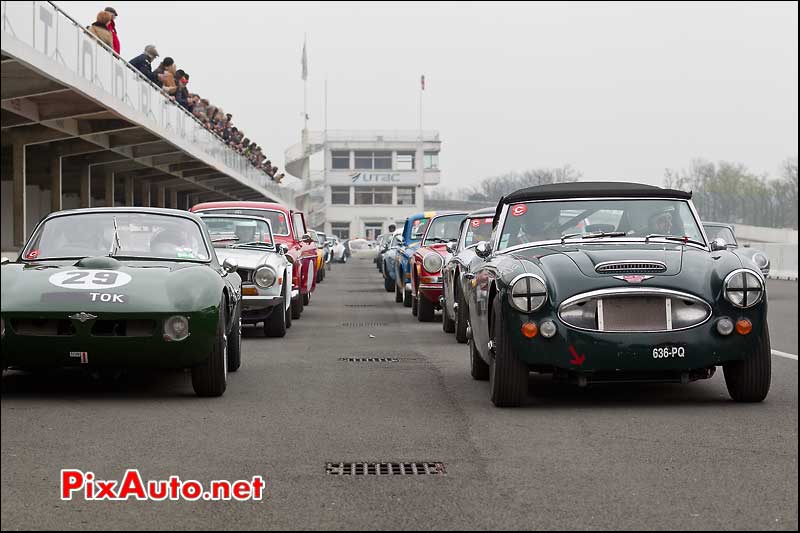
(285, 130, 442, 240)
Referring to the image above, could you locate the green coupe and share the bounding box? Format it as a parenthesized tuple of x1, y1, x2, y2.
(1, 208, 242, 397)
(466, 182, 770, 407)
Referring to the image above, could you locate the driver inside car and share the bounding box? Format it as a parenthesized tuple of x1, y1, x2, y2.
(507, 204, 562, 246)
(150, 227, 194, 258)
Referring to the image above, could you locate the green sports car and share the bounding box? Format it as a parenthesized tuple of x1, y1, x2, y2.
(1, 207, 242, 397)
(465, 182, 770, 407)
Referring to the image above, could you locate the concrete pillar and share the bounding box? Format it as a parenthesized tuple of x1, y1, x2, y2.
(155, 184, 166, 208)
(105, 172, 115, 208)
(13, 142, 26, 247)
(141, 182, 151, 207)
(184, 193, 191, 210)
(125, 176, 135, 206)
(79, 165, 91, 208)
(170, 189, 178, 209)
(50, 156, 62, 213)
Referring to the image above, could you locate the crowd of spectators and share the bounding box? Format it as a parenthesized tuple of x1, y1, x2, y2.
(86, 7, 284, 184)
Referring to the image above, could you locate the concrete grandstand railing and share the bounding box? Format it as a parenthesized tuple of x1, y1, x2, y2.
(1, 0, 293, 205)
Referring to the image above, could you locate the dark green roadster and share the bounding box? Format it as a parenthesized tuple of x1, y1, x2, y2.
(1, 208, 242, 397)
(465, 182, 770, 407)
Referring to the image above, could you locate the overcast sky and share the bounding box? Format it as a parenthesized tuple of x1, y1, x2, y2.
(62, 1, 798, 189)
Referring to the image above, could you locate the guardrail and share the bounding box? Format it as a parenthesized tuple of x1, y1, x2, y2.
(1, 0, 290, 203)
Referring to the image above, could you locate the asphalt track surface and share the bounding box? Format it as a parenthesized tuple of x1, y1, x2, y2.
(1, 257, 797, 530)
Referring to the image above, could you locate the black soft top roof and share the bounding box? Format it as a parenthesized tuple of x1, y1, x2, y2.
(503, 182, 692, 204)
(466, 207, 495, 217)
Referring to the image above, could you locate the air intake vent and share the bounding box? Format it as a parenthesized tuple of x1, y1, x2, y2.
(595, 261, 667, 274)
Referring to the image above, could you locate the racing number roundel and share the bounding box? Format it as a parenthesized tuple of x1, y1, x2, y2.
(511, 204, 528, 217)
(49, 270, 133, 290)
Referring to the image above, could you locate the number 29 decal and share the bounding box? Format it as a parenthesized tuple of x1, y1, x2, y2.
(49, 270, 132, 290)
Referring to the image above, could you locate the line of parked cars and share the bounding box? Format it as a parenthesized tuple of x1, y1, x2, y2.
(0, 201, 347, 397)
(379, 182, 773, 407)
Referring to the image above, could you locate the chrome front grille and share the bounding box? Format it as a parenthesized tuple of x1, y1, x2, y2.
(559, 288, 711, 332)
(595, 261, 667, 274)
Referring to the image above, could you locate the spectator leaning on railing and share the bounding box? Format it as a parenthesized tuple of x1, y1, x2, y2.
(87, 11, 114, 49)
(129, 45, 160, 84)
(111, 21, 283, 182)
(104, 7, 120, 54)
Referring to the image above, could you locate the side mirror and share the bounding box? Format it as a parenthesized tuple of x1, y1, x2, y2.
(222, 257, 238, 274)
(279, 244, 289, 255)
(475, 241, 492, 259)
(445, 241, 456, 254)
(710, 238, 727, 252)
(301, 233, 314, 244)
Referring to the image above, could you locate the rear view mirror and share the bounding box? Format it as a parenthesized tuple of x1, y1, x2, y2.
(445, 242, 456, 254)
(222, 257, 238, 274)
(710, 238, 727, 252)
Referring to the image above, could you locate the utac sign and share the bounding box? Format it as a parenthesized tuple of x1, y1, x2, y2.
(350, 172, 402, 184)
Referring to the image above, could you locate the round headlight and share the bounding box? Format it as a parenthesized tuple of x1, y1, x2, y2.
(752, 252, 768, 269)
(509, 274, 547, 313)
(254, 266, 277, 288)
(422, 253, 444, 273)
(164, 315, 190, 342)
(723, 269, 764, 308)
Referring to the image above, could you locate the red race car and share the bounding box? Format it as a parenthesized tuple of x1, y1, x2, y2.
(409, 211, 468, 321)
(191, 201, 318, 319)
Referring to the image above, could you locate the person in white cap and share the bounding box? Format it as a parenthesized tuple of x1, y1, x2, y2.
(129, 44, 160, 84)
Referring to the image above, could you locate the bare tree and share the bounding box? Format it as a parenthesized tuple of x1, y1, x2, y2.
(664, 157, 798, 228)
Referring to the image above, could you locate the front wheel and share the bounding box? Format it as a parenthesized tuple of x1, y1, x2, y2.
(469, 329, 489, 381)
(303, 291, 311, 306)
(418, 293, 434, 322)
(384, 275, 395, 292)
(454, 289, 469, 344)
(291, 293, 303, 319)
(723, 326, 771, 402)
(489, 297, 528, 407)
(404, 286, 413, 308)
(395, 281, 403, 303)
(442, 293, 455, 333)
(227, 306, 242, 372)
(191, 300, 228, 397)
(264, 300, 287, 338)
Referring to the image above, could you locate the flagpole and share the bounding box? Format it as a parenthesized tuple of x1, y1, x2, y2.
(418, 74, 425, 211)
(303, 33, 308, 134)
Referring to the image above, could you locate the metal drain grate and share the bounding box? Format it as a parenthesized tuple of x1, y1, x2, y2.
(344, 304, 378, 308)
(339, 357, 400, 362)
(325, 462, 446, 476)
(342, 322, 387, 327)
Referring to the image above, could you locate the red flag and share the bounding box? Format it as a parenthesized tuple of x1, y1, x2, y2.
(421, 74, 425, 91)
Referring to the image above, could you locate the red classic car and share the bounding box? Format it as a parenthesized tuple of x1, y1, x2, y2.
(409, 212, 468, 321)
(191, 201, 318, 318)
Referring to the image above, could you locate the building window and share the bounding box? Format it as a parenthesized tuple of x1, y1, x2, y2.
(374, 151, 392, 170)
(354, 151, 393, 170)
(396, 151, 415, 170)
(355, 186, 393, 205)
(424, 152, 439, 169)
(330, 222, 350, 240)
(331, 186, 350, 205)
(331, 151, 350, 170)
(364, 223, 384, 241)
(397, 187, 416, 205)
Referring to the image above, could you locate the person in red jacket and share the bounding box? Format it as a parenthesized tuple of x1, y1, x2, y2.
(104, 7, 120, 54)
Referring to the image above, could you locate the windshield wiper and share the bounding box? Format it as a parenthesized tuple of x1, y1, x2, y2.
(425, 237, 450, 244)
(109, 216, 122, 257)
(561, 231, 627, 244)
(235, 241, 274, 248)
(645, 234, 705, 246)
(212, 236, 239, 243)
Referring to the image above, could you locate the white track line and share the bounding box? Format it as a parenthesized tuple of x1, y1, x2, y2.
(772, 350, 798, 361)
